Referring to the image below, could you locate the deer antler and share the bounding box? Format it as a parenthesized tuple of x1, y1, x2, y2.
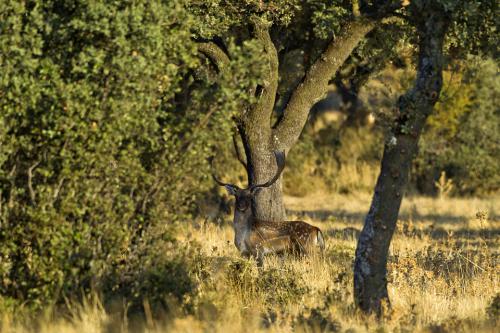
(209, 156, 239, 189)
(249, 151, 285, 190)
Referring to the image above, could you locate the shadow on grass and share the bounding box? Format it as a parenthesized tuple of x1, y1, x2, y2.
(288, 208, 500, 244)
(287, 208, 476, 224)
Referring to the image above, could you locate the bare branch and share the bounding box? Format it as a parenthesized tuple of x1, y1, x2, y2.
(52, 177, 66, 204)
(27, 160, 41, 205)
(8, 164, 16, 177)
(198, 42, 230, 74)
(273, 18, 376, 150)
(232, 130, 247, 169)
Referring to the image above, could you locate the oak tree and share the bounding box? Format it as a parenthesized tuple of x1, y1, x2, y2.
(196, 0, 404, 221)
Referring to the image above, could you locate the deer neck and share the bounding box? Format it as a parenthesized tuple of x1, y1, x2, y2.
(232, 208, 254, 253)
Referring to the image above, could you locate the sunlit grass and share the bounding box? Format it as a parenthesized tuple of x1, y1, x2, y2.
(2, 194, 499, 332)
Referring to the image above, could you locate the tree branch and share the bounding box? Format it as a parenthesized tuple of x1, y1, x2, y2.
(198, 42, 230, 74)
(243, 17, 279, 129)
(232, 130, 247, 169)
(273, 18, 376, 149)
(252, 17, 279, 87)
(52, 177, 66, 204)
(27, 160, 40, 205)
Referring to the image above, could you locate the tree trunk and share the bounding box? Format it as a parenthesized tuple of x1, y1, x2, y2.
(241, 18, 376, 222)
(239, 124, 287, 222)
(248, 149, 287, 222)
(353, 6, 449, 316)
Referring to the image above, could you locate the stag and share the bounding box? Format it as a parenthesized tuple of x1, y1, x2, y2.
(212, 151, 324, 265)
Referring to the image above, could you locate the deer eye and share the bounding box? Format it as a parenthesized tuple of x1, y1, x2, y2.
(236, 199, 250, 211)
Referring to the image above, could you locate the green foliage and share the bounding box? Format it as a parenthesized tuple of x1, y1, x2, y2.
(188, 0, 301, 39)
(305, 0, 351, 40)
(415, 57, 500, 195)
(445, 0, 499, 58)
(103, 227, 205, 314)
(0, 0, 243, 310)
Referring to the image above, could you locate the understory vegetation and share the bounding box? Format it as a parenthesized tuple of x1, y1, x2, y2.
(1, 195, 498, 332)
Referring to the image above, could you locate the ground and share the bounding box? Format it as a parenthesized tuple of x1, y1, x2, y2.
(2, 193, 499, 332)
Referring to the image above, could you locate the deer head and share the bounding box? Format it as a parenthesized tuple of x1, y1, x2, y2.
(211, 151, 285, 214)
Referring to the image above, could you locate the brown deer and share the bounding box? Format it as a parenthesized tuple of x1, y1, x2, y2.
(212, 151, 324, 264)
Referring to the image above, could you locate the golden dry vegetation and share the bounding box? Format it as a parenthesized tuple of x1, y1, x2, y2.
(2, 193, 499, 333)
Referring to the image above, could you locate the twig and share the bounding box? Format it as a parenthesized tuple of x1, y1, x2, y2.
(232, 130, 247, 169)
(52, 177, 66, 204)
(7, 164, 17, 208)
(27, 160, 41, 205)
(457, 253, 485, 272)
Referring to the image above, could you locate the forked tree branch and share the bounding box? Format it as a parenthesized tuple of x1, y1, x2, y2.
(272, 18, 376, 149)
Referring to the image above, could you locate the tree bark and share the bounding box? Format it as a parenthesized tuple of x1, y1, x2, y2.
(353, 5, 449, 316)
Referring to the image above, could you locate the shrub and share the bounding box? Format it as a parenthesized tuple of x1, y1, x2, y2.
(257, 266, 309, 307)
(415, 58, 500, 196)
(0, 0, 238, 309)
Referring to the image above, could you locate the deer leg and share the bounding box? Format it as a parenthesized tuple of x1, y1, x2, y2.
(256, 252, 264, 267)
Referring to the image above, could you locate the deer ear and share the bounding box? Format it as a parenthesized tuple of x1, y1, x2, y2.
(224, 185, 238, 196)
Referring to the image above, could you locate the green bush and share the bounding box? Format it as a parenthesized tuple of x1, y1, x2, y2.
(0, 0, 239, 310)
(415, 58, 500, 196)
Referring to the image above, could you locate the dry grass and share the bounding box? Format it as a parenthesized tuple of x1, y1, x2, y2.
(1, 194, 499, 333)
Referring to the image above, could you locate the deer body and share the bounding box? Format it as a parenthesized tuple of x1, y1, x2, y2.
(233, 207, 324, 256)
(212, 151, 324, 263)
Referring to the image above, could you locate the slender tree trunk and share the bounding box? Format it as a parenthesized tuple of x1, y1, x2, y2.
(353, 6, 449, 316)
